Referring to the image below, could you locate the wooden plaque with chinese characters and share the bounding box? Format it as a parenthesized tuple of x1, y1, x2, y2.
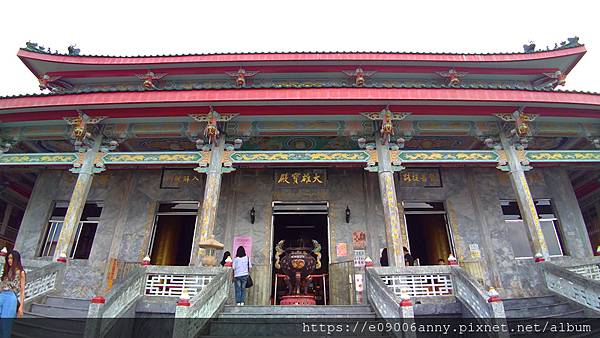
(398, 168, 442, 187)
(274, 169, 326, 188)
(160, 169, 204, 189)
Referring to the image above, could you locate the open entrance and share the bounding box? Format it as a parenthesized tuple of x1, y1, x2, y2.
(404, 201, 454, 266)
(148, 202, 198, 266)
(271, 201, 329, 305)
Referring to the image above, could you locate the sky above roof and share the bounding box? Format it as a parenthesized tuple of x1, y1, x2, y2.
(1, 0, 598, 96)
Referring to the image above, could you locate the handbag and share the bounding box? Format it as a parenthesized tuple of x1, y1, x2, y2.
(245, 259, 254, 288)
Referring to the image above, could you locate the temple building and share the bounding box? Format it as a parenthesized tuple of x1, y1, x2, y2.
(1, 38, 600, 334)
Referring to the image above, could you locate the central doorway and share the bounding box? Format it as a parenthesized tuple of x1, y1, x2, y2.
(148, 202, 198, 266)
(271, 201, 329, 305)
(403, 201, 455, 266)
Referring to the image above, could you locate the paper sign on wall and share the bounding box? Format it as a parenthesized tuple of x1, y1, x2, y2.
(354, 249, 366, 267)
(469, 243, 481, 259)
(336, 243, 348, 257)
(233, 235, 253, 259)
(352, 231, 366, 250)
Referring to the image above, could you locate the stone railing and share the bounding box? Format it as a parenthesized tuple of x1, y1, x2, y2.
(172, 268, 231, 338)
(551, 256, 600, 281)
(144, 265, 222, 297)
(451, 266, 505, 319)
(370, 266, 506, 320)
(0, 259, 64, 305)
(541, 261, 600, 313)
(365, 268, 413, 317)
(365, 268, 414, 338)
(85, 266, 146, 338)
(85, 265, 226, 338)
(374, 266, 454, 297)
(23, 261, 66, 304)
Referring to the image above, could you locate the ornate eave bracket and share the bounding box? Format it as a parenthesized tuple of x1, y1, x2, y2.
(0, 138, 18, 154)
(364, 149, 379, 172)
(494, 110, 539, 149)
(189, 108, 239, 147)
(360, 107, 411, 145)
(496, 149, 532, 172)
(389, 150, 406, 172)
(70, 151, 107, 174)
(64, 113, 107, 152)
(364, 149, 404, 173)
(221, 149, 236, 173)
(193, 151, 212, 174)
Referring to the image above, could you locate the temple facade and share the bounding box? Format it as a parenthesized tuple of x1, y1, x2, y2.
(1, 39, 600, 319)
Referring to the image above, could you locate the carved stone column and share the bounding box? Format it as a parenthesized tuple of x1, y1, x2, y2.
(499, 133, 550, 259)
(191, 136, 225, 266)
(375, 133, 406, 267)
(53, 135, 103, 261)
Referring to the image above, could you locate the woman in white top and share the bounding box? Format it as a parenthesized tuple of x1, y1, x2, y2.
(232, 246, 251, 305)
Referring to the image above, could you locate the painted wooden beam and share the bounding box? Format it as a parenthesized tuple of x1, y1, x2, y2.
(2, 150, 600, 166)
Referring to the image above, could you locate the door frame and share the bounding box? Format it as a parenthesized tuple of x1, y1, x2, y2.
(401, 200, 457, 261)
(147, 200, 199, 264)
(269, 200, 330, 304)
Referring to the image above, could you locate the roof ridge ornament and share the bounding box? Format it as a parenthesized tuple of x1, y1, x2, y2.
(342, 68, 376, 87)
(134, 71, 167, 90)
(524, 36, 582, 53)
(24, 41, 49, 53)
(38, 74, 73, 93)
(541, 70, 567, 88)
(225, 68, 259, 87)
(67, 45, 80, 56)
(436, 68, 467, 86)
(523, 41, 536, 53)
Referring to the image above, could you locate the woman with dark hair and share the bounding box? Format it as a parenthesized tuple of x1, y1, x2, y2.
(0, 250, 26, 337)
(380, 248, 389, 267)
(220, 251, 231, 267)
(232, 246, 251, 305)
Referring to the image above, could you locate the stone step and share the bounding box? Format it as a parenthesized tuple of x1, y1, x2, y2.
(505, 302, 575, 318)
(44, 296, 90, 310)
(222, 305, 374, 315)
(502, 295, 559, 309)
(208, 319, 389, 337)
(136, 298, 177, 314)
(219, 312, 378, 319)
(508, 308, 586, 322)
(30, 303, 89, 318)
(13, 317, 86, 338)
(414, 301, 463, 317)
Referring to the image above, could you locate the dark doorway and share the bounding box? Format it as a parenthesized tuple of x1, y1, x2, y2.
(271, 202, 329, 305)
(149, 202, 198, 266)
(404, 202, 453, 266)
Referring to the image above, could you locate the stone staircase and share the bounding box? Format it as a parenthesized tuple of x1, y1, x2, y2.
(503, 295, 587, 318)
(413, 299, 465, 318)
(200, 305, 390, 337)
(13, 296, 89, 338)
(503, 295, 600, 337)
